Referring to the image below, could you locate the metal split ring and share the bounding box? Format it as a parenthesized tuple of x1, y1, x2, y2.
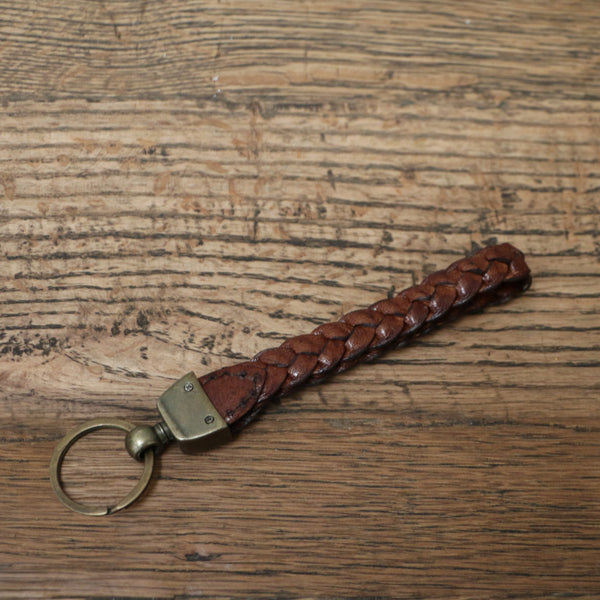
(49, 418, 155, 516)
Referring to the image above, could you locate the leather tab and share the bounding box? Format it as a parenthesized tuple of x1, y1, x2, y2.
(196, 243, 531, 432)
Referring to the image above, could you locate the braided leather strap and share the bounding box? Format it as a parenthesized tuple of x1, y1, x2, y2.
(199, 243, 531, 430)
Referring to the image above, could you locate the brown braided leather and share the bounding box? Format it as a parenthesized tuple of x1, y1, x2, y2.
(199, 243, 531, 430)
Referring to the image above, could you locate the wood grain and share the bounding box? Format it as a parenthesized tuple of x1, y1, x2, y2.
(1, 1, 599, 599)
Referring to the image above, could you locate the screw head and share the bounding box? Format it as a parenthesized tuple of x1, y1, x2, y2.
(204, 415, 215, 425)
(183, 382, 194, 392)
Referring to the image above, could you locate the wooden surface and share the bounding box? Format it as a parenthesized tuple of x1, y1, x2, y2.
(1, 1, 599, 598)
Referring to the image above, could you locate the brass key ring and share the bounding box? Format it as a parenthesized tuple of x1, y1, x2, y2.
(49, 418, 155, 516)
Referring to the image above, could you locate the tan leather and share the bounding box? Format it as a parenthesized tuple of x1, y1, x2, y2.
(199, 243, 531, 430)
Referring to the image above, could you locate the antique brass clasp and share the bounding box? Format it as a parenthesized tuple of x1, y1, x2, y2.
(50, 372, 230, 516)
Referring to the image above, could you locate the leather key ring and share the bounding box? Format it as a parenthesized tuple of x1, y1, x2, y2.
(50, 242, 532, 515)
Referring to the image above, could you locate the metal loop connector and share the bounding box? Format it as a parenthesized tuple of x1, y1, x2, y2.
(49, 418, 157, 516)
(125, 422, 172, 461)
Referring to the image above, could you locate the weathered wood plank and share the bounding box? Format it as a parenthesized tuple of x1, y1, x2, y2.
(1, 1, 599, 599)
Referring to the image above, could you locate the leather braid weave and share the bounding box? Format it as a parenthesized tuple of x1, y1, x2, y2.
(199, 243, 531, 430)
